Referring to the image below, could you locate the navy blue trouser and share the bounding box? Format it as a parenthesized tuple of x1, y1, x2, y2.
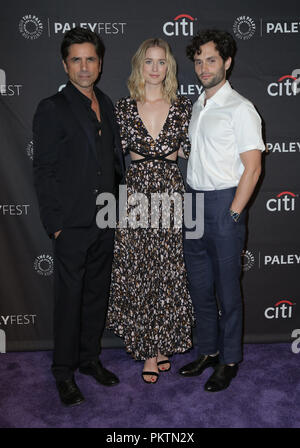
(184, 185, 246, 364)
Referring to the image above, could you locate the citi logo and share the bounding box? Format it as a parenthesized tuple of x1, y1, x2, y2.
(264, 300, 295, 319)
(267, 74, 298, 96)
(163, 14, 195, 36)
(266, 191, 297, 212)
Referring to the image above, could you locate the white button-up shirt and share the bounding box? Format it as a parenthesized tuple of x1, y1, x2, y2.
(187, 81, 265, 191)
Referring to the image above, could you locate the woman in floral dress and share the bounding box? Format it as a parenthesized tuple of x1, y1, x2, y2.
(106, 38, 194, 383)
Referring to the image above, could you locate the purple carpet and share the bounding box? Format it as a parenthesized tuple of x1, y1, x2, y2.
(0, 343, 299, 428)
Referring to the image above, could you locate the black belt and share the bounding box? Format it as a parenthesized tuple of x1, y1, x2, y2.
(130, 147, 178, 164)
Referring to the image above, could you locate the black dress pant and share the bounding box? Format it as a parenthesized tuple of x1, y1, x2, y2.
(51, 223, 114, 381)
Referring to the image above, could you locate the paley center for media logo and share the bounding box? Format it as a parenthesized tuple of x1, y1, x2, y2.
(241, 249, 300, 270)
(266, 191, 298, 212)
(233, 16, 300, 39)
(267, 69, 300, 96)
(19, 14, 43, 39)
(241, 249, 255, 271)
(34, 254, 54, 276)
(163, 14, 196, 37)
(19, 14, 127, 38)
(264, 299, 296, 319)
(233, 16, 256, 40)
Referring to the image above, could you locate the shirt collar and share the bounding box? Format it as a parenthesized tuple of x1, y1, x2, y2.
(198, 80, 232, 107)
(67, 81, 93, 106)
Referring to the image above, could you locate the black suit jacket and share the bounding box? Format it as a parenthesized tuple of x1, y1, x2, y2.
(33, 82, 125, 237)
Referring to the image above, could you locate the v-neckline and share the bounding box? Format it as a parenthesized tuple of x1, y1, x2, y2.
(134, 100, 173, 142)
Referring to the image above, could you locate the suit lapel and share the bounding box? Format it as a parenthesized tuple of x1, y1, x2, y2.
(62, 83, 98, 160)
(95, 87, 125, 181)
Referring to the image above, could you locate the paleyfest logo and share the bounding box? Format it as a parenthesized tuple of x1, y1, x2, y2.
(0, 204, 30, 216)
(53, 21, 127, 35)
(267, 70, 300, 96)
(265, 21, 300, 35)
(163, 14, 196, 36)
(0, 69, 23, 96)
(267, 141, 300, 153)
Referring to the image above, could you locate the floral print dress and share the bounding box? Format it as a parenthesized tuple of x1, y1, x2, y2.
(106, 95, 194, 360)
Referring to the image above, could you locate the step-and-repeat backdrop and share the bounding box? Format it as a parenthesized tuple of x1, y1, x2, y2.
(0, 0, 299, 351)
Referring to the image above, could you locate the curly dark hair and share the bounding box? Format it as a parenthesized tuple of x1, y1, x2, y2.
(61, 27, 105, 62)
(186, 29, 237, 62)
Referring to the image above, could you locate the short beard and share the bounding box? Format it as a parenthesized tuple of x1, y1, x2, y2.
(201, 66, 226, 90)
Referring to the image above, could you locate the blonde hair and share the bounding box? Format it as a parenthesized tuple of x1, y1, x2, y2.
(127, 38, 178, 103)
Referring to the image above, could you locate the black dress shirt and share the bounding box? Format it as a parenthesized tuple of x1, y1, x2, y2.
(68, 82, 116, 196)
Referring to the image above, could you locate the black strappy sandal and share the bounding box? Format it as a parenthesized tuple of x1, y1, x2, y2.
(142, 371, 159, 384)
(157, 360, 171, 372)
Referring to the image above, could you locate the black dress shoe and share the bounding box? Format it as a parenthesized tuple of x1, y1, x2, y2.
(178, 354, 219, 377)
(56, 377, 85, 407)
(204, 364, 239, 392)
(79, 360, 119, 386)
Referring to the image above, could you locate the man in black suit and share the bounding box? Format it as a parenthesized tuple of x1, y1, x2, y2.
(33, 27, 125, 406)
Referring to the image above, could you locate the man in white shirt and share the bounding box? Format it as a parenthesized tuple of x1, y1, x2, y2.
(179, 30, 265, 391)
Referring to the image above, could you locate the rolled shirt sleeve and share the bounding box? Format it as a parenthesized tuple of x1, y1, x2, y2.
(233, 101, 265, 154)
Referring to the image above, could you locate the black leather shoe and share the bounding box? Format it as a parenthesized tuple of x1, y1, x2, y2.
(79, 360, 119, 386)
(56, 377, 85, 407)
(204, 364, 239, 392)
(178, 354, 219, 377)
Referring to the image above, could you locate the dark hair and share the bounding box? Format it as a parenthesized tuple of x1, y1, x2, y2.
(186, 29, 237, 63)
(61, 27, 105, 61)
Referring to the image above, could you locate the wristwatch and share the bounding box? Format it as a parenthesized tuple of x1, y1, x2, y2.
(229, 209, 240, 223)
